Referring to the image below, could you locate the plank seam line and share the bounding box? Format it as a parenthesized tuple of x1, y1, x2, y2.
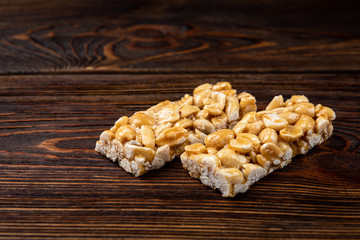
(1, 70, 360, 76)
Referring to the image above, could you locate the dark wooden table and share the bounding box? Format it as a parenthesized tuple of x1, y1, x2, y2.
(1, 0, 359, 239)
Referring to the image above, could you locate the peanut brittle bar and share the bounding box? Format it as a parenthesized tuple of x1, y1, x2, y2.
(95, 82, 257, 177)
(180, 95, 336, 197)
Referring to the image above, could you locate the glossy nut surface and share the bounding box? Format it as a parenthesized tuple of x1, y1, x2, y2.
(115, 125, 136, 143)
(293, 102, 315, 117)
(244, 120, 265, 135)
(260, 142, 284, 159)
(204, 129, 235, 149)
(194, 153, 221, 168)
(278, 112, 299, 125)
(238, 93, 257, 115)
(288, 95, 309, 104)
(237, 133, 261, 152)
(154, 122, 172, 137)
(228, 137, 252, 154)
(262, 114, 288, 131)
(239, 112, 258, 124)
(193, 83, 212, 95)
(147, 100, 170, 113)
(194, 119, 216, 134)
(259, 128, 278, 144)
(232, 122, 248, 136)
(112, 116, 129, 131)
(279, 125, 304, 142)
(179, 105, 200, 118)
(295, 115, 315, 133)
(156, 104, 180, 124)
(155, 127, 188, 147)
(220, 89, 237, 96)
(212, 81, 232, 91)
(266, 95, 284, 110)
(219, 168, 245, 184)
(256, 154, 269, 167)
(177, 94, 193, 106)
(225, 95, 240, 122)
(193, 89, 211, 108)
(140, 125, 155, 149)
(174, 119, 193, 128)
(218, 148, 248, 168)
(196, 109, 210, 119)
(129, 112, 155, 127)
(317, 106, 336, 120)
(126, 144, 156, 162)
(184, 143, 207, 155)
(207, 147, 218, 155)
(203, 101, 223, 115)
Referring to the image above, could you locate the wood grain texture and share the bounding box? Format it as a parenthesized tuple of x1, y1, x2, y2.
(1, 0, 359, 238)
(0, 74, 359, 239)
(0, 0, 360, 74)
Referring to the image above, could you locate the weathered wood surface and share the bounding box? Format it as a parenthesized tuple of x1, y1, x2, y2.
(1, 0, 360, 239)
(1, 74, 359, 239)
(0, 0, 359, 74)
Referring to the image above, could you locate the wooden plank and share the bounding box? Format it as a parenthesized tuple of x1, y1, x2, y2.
(0, 74, 359, 239)
(0, 0, 359, 74)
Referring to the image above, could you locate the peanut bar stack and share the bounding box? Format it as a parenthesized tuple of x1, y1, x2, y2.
(180, 95, 336, 197)
(95, 82, 256, 177)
